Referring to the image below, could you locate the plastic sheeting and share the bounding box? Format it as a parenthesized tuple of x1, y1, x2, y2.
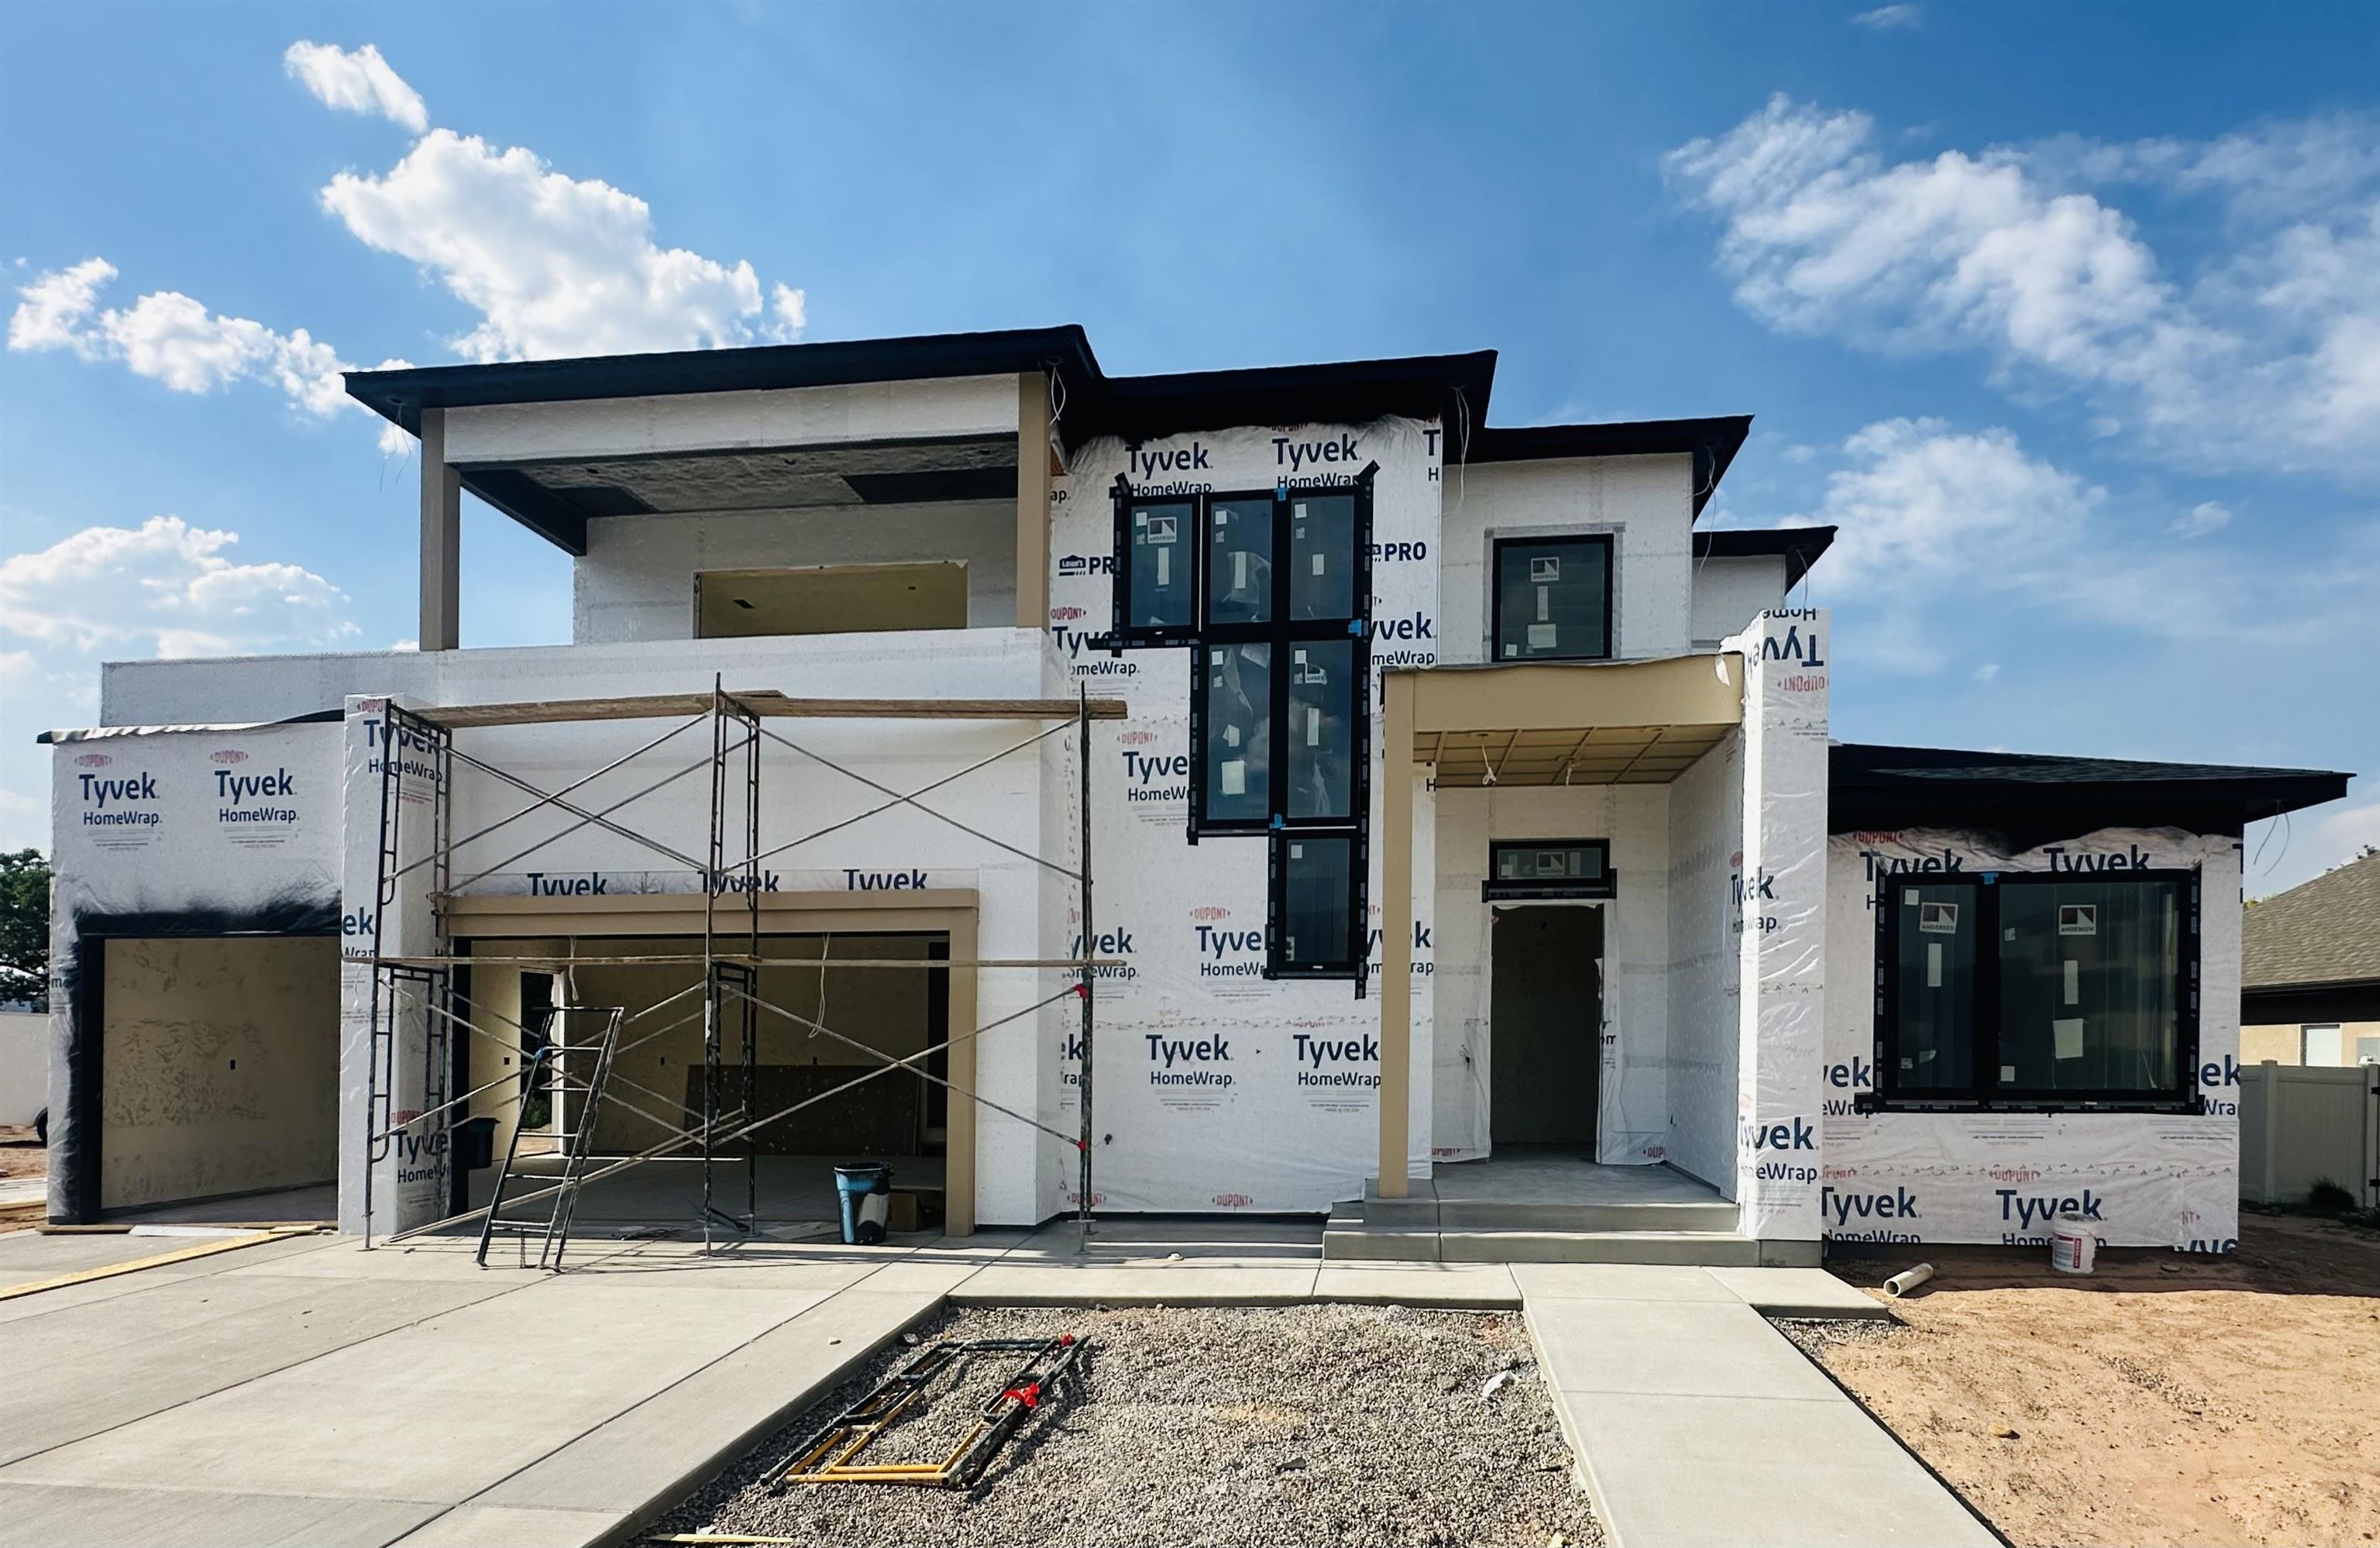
(1044, 418, 1441, 1210)
(1726, 611, 1831, 1243)
(1822, 826, 2244, 1252)
(45, 721, 342, 1221)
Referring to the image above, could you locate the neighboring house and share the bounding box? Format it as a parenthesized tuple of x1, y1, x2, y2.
(36, 327, 2351, 1257)
(2242, 851, 2380, 1067)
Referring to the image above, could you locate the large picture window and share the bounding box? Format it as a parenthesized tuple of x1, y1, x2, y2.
(1109, 470, 1376, 979)
(1870, 870, 2199, 1110)
(1491, 533, 1613, 662)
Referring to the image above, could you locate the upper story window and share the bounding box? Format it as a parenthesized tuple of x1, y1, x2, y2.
(1122, 501, 1196, 640)
(1108, 470, 1376, 979)
(1871, 871, 2199, 1111)
(1492, 534, 1613, 662)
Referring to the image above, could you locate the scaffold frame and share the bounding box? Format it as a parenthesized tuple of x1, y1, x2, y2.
(359, 683, 1126, 1260)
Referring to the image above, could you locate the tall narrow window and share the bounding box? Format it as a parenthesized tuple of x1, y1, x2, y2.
(1199, 643, 1271, 829)
(1492, 534, 1613, 662)
(1123, 500, 1195, 636)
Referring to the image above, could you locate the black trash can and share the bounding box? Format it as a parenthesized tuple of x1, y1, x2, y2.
(834, 1163, 894, 1245)
(455, 1116, 499, 1171)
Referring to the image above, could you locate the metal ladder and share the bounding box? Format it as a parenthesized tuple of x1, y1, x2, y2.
(476, 1006, 626, 1271)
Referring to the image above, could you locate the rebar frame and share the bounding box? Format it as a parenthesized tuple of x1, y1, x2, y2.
(359, 682, 1103, 1261)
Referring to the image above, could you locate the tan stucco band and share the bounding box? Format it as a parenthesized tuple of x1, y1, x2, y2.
(1375, 653, 1745, 1197)
(441, 889, 982, 1235)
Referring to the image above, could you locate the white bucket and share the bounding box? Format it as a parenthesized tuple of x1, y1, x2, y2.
(2048, 1213, 2097, 1275)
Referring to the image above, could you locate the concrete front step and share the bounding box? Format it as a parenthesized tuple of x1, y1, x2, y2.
(1324, 1224, 1763, 1265)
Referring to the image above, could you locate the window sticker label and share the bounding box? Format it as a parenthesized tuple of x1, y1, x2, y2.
(1146, 514, 1177, 543)
(1926, 941, 1943, 989)
(2054, 1017, 2086, 1060)
(1529, 556, 1561, 583)
(1918, 900, 1959, 934)
(1528, 623, 1558, 650)
(2064, 958, 2080, 1005)
(1220, 759, 1246, 796)
(2058, 903, 2098, 934)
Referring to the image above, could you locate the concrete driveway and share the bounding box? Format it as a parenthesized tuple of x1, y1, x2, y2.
(0, 1225, 1993, 1548)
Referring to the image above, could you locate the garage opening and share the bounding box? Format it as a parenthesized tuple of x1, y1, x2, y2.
(1489, 905, 1604, 1149)
(95, 934, 340, 1219)
(460, 931, 951, 1233)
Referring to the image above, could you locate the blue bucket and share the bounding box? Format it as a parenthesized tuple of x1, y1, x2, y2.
(834, 1164, 894, 1245)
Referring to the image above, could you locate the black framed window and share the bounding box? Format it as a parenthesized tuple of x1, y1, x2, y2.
(1117, 498, 1196, 640)
(1492, 533, 1613, 662)
(1271, 833, 1364, 977)
(1198, 642, 1271, 829)
(1869, 870, 2198, 1111)
(1109, 470, 1376, 979)
(1482, 839, 1615, 901)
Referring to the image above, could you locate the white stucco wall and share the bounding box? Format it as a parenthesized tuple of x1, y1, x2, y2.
(1690, 554, 1788, 649)
(572, 500, 1018, 643)
(442, 376, 1021, 464)
(1439, 453, 1695, 666)
(1665, 731, 1744, 1191)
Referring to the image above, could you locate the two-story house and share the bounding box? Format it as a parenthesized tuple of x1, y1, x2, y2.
(40, 327, 2348, 1262)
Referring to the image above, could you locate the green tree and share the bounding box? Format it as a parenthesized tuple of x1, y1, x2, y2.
(0, 849, 50, 1010)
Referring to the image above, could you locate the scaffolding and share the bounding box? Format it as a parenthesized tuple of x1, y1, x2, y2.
(359, 682, 1126, 1261)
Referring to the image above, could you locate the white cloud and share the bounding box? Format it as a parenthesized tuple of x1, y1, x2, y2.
(1799, 418, 2102, 590)
(2171, 500, 2230, 537)
(5, 256, 115, 352)
(1851, 5, 1922, 29)
(321, 129, 806, 362)
(0, 516, 357, 659)
(1972, 662, 1999, 683)
(283, 41, 427, 133)
(1666, 98, 2380, 479)
(1777, 418, 2375, 666)
(6, 260, 383, 422)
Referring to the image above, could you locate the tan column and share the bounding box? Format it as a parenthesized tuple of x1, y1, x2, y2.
(418, 407, 462, 651)
(944, 913, 978, 1237)
(1015, 373, 1052, 631)
(1377, 672, 1416, 1197)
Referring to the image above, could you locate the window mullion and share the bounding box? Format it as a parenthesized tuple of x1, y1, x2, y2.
(1977, 878, 2002, 1104)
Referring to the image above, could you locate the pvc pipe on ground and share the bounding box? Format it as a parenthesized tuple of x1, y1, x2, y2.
(1883, 1262, 1935, 1298)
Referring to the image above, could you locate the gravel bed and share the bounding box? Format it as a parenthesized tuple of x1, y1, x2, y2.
(1773, 1314, 1914, 1357)
(660, 1302, 1600, 1548)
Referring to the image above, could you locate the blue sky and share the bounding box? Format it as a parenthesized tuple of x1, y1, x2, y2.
(2, 1, 2374, 891)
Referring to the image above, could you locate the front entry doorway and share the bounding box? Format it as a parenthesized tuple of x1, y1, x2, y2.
(1489, 905, 1603, 1147)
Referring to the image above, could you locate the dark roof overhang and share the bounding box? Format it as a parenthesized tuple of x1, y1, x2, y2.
(1469, 415, 1752, 518)
(345, 327, 1103, 441)
(1830, 741, 2352, 845)
(1693, 525, 1835, 590)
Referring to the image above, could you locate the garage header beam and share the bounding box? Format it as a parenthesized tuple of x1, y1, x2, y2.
(415, 690, 1128, 728)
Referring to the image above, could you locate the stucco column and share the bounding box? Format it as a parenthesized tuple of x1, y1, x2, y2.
(1015, 373, 1051, 631)
(1377, 672, 1416, 1196)
(418, 408, 461, 651)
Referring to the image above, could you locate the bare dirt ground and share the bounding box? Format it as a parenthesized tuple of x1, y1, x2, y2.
(665, 1303, 1598, 1548)
(0, 1126, 45, 1230)
(1785, 1214, 2380, 1548)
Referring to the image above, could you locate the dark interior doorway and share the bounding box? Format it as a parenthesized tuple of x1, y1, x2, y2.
(1490, 905, 1603, 1147)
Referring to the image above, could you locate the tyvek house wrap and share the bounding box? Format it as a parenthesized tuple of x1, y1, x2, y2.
(1823, 826, 2244, 1252)
(44, 720, 343, 1222)
(339, 697, 450, 1233)
(1727, 610, 1830, 1244)
(1044, 417, 1441, 1211)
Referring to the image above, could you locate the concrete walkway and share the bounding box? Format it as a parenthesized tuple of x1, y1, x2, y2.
(0, 1224, 1988, 1548)
(1518, 1264, 1998, 1548)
